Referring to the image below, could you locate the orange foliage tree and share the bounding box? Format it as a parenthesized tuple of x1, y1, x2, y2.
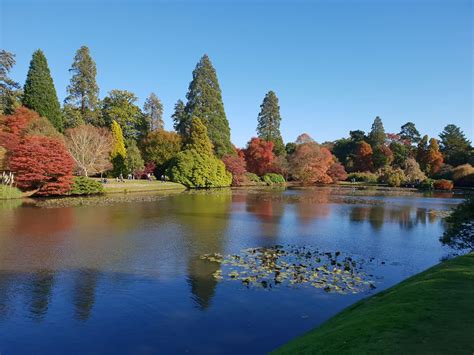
(352, 141, 373, 172)
(222, 152, 247, 186)
(424, 138, 444, 176)
(244, 137, 275, 176)
(289, 140, 334, 184)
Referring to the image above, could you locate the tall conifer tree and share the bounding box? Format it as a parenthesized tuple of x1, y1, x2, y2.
(368, 116, 386, 148)
(64, 46, 100, 125)
(256, 90, 285, 155)
(23, 49, 63, 131)
(183, 55, 232, 157)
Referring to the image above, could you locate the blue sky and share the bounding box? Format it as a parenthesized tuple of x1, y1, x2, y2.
(1, 0, 472, 147)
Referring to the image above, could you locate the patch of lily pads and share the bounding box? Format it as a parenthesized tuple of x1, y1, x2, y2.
(200, 245, 378, 294)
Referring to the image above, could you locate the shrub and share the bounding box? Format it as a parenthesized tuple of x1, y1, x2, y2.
(245, 172, 261, 183)
(70, 176, 104, 195)
(403, 158, 426, 184)
(262, 173, 285, 185)
(451, 164, 474, 187)
(347, 172, 378, 183)
(420, 178, 435, 190)
(167, 149, 232, 188)
(327, 162, 347, 183)
(0, 185, 23, 199)
(378, 167, 406, 187)
(433, 179, 454, 191)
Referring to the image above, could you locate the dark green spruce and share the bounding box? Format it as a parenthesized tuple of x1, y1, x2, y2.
(368, 116, 386, 148)
(183, 55, 233, 157)
(257, 90, 285, 156)
(23, 49, 63, 131)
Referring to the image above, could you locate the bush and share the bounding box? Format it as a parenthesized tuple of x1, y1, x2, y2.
(378, 167, 406, 187)
(433, 179, 454, 191)
(262, 173, 286, 185)
(451, 164, 474, 187)
(347, 172, 378, 183)
(420, 178, 435, 190)
(70, 176, 104, 195)
(167, 149, 232, 188)
(245, 172, 261, 183)
(0, 185, 23, 199)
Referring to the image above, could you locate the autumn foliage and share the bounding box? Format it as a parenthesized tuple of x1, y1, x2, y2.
(244, 137, 275, 176)
(1, 107, 74, 195)
(222, 153, 248, 186)
(352, 141, 373, 172)
(289, 140, 334, 184)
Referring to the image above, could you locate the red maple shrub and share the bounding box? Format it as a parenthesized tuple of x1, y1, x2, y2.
(433, 179, 453, 191)
(222, 153, 248, 186)
(244, 137, 275, 176)
(327, 162, 347, 182)
(1, 107, 75, 195)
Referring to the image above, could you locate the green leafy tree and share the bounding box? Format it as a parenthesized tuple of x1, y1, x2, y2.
(62, 104, 84, 129)
(257, 90, 285, 155)
(439, 124, 472, 166)
(23, 49, 63, 131)
(349, 130, 366, 142)
(399, 122, 421, 145)
(368, 116, 386, 148)
(167, 118, 232, 187)
(125, 139, 145, 175)
(110, 120, 127, 176)
(64, 46, 100, 125)
(102, 90, 145, 140)
(184, 55, 232, 157)
(390, 141, 410, 167)
(0, 50, 21, 115)
(141, 129, 182, 170)
(143, 92, 164, 131)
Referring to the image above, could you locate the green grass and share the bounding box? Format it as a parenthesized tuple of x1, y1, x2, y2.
(0, 184, 23, 199)
(274, 253, 474, 354)
(95, 179, 186, 194)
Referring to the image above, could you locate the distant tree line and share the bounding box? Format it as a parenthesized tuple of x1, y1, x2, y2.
(0, 47, 472, 195)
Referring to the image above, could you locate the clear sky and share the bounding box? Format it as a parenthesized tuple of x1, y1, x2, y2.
(1, 0, 472, 147)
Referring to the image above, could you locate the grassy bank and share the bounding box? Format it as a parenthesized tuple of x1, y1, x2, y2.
(97, 179, 186, 194)
(274, 253, 474, 354)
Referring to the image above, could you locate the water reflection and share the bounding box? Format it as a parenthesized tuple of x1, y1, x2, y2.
(0, 188, 462, 354)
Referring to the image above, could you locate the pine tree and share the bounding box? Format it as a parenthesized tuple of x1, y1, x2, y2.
(256, 91, 285, 156)
(64, 46, 100, 125)
(172, 99, 189, 137)
(143, 93, 164, 131)
(23, 49, 63, 131)
(439, 124, 472, 166)
(184, 55, 232, 157)
(110, 120, 127, 177)
(368, 116, 386, 148)
(399, 122, 421, 145)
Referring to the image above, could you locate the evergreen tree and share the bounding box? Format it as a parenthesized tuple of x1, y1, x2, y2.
(368, 116, 386, 147)
(172, 99, 189, 137)
(186, 116, 213, 155)
(0, 50, 21, 115)
(399, 122, 421, 145)
(143, 92, 164, 131)
(256, 91, 285, 156)
(125, 139, 145, 175)
(184, 55, 232, 157)
(23, 49, 63, 131)
(416, 135, 429, 170)
(439, 124, 472, 166)
(110, 120, 127, 177)
(64, 46, 100, 125)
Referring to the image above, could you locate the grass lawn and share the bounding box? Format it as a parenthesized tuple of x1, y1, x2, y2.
(96, 179, 186, 194)
(274, 253, 474, 354)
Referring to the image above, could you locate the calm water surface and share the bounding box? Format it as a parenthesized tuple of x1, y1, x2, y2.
(0, 187, 463, 354)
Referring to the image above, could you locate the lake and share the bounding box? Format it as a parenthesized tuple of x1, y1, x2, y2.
(0, 187, 463, 354)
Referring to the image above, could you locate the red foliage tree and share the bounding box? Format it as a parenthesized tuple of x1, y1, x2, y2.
(9, 135, 75, 195)
(352, 141, 373, 172)
(222, 153, 247, 186)
(289, 142, 334, 184)
(244, 137, 275, 176)
(1, 107, 75, 195)
(327, 162, 348, 182)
